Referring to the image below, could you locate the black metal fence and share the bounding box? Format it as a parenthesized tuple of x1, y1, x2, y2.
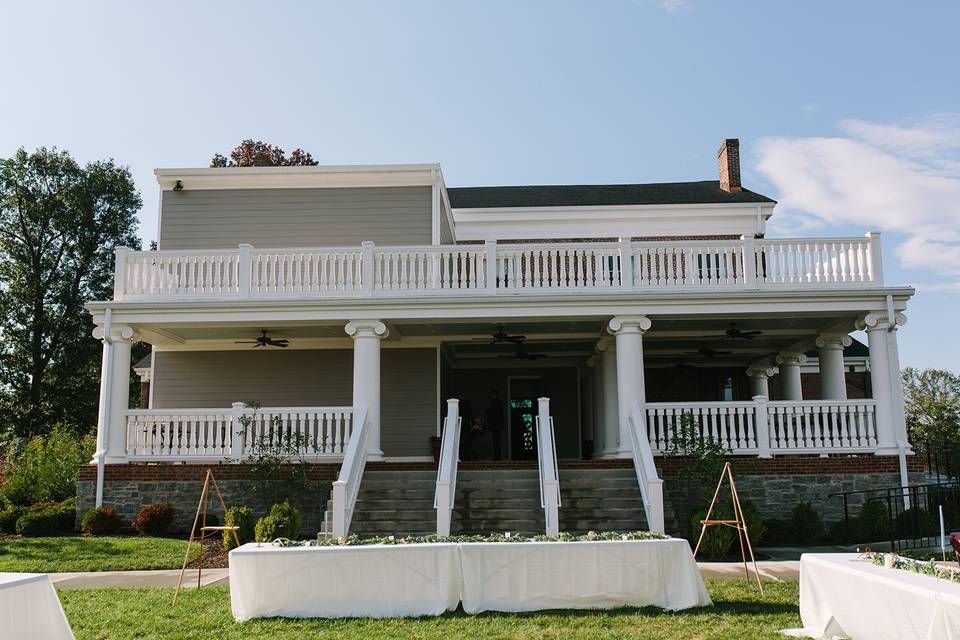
(831, 481, 960, 552)
(925, 444, 960, 484)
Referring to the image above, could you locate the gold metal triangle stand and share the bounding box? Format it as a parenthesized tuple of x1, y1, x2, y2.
(173, 468, 241, 605)
(693, 461, 764, 594)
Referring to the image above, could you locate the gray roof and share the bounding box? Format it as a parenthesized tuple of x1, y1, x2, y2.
(447, 181, 776, 209)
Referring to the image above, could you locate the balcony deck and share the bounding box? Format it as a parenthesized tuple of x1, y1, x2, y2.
(113, 235, 883, 302)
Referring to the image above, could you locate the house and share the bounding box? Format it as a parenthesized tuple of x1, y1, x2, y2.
(79, 139, 920, 537)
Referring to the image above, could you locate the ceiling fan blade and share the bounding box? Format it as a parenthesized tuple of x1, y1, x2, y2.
(272, 343, 289, 348)
(507, 335, 527, 342)
(234, 341, 258, 344)
(253, 343, 264, 348)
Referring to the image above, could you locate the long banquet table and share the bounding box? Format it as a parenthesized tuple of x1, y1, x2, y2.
(793, 553, 960, 640)
(458, 538, 710, 614)
(0, 573, 75, 640)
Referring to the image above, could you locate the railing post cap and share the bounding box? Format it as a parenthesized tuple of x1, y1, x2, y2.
(115, 245, 130, 254)
(238, 243, 253, 249)
(485, 239, 497, 245)
(446, 397, 460, 406)
(361, 241, 376, 247)
(866, 231, 881, 238)
(231, 401, 247, 409)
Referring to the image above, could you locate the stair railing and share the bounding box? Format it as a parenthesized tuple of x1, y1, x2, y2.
(331, 405, 370, 538)
(434, 399, 461, 536)
(627, 401, 665, 533)
(535, 397, 562, 536)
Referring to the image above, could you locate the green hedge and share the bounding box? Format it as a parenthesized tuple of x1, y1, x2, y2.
(15, 499, 76, 536)
(254, 502, 301, 542)
(224, 506, 256, 549)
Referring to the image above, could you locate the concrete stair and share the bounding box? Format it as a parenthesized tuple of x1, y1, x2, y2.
(342, 466, 667, 538)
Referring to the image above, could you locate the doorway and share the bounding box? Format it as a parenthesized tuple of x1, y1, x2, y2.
(507, 376, 544, 460)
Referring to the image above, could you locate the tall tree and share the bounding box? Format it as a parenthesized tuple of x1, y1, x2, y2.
(902, 367, 960, 448)
(0, 148, 141, 439)
(210, 139, 318, 167)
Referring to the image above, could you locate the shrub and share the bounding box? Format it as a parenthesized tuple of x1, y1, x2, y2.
(856, 499, 892, 542)
(224, 506, 256, 549)
(16, 499, 76, 536)
(761, 518, 793, 546)
(1, 426, 94, 507)
(132, 503, 175, 536)
(0, 506, 26, 534)
(254, 501, 301, 542)
(894, 507, 936, 539)
(791, 501, 824, 543)
(81, 507, 123, 536)
(688, 508, 736, 559)
(192, 512, 220, 538)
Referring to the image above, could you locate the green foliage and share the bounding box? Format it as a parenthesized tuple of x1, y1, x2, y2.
(224, 506, 255, 550)
(240, 403, 313, 504)
(0, 505, 26, 533)
(132, 503, 175, 536)
(894, 507, 936, 538)
(663, 412, 730, 538)
(191, 512, 220, 538)
(855, 499, 893, 542)
(211, 140, 318, 168)
(790, 501, 824, 542)
(254, 501, 302, 542)
(689, 507, 737, 559)
(0, 147, 142, 439)
(283, 530, 671, 547)
(81, 507, 123, 536)
(902, 367, 960, 447)
(1, 426, 94, 507)
(15, 498, 76, 536)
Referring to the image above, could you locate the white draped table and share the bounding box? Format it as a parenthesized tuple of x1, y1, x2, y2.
(229, 543, 461, 620)
(459, 538, 711, 614)
(791, 553, 960, 640)
(0, 573, 74, 640)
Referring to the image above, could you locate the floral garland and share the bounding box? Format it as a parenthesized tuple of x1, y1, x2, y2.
(870, 552, 960, 584)
(270, 530, 669, 547)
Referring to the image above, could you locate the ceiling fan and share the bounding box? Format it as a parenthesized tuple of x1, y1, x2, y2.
(725, 323, 762, 341)
(235, 329, 289, 348)
(483, 324, 527, 345)
(685, 343, 732, 359)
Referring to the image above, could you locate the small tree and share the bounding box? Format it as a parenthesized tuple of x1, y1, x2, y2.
(210, 140, 318, 168)
(662, 412, 729, 538)
(902, 367, 960, 448)
(238, 403, 313, 504)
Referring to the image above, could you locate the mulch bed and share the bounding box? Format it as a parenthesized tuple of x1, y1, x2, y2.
(186, 539, 230, 569)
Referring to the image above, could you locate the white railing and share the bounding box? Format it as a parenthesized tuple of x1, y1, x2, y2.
(535, 397, 561, 536)
(113, 234, 884, 301)
(645, 398, 879, 456)
(626, 402, 666, 533)
(767, 400, 878, 453)
(124, 404, 355, 461)
(331, 405, 370, 538)
(434, 399, 461, 536)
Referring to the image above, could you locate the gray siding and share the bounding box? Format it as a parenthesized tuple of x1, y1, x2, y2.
(159, 186, 432, 250)
(151, 348, 437, 457)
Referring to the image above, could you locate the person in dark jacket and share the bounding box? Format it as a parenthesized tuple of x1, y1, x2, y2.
(484, 389, 506, 460)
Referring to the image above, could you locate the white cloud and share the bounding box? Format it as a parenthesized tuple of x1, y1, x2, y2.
(655, 0, 692, 14)
(755, 113, 960, 285)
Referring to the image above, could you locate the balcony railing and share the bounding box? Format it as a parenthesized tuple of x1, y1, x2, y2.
(113, 234, 883, 301)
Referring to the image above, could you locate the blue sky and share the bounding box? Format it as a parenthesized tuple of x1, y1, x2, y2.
(2, 1, 959, 370)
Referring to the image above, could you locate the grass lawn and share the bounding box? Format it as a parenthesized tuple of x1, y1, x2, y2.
(0, 536, 200, 572)
(59, 580, 801, 640)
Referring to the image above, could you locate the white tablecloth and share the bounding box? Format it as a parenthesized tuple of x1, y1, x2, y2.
(0, 573, 74, 640)
(458, 538, 711, 614)
(229, 543, 462, 620)
(793, 553, 960, 640)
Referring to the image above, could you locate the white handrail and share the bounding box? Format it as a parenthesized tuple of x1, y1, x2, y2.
(434, 399, 461, 536)
(627, 401, 665, 534)
(331, 405, 369, 538)
(535, 397, 561, 536)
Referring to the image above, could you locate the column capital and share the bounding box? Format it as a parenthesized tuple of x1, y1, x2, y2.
(746, 365, 776, 379)
(345, 320, 390, 339)
(775, 351, 808, 366)
(594, 337, 615, 353)
(815, 333, 853, 350)
(607, 315, 651, 336)
(856, 312, 907, 332)
(92, 324, 136, 343)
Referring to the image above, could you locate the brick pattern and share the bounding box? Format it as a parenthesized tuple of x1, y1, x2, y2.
(717, 138, 742, 193)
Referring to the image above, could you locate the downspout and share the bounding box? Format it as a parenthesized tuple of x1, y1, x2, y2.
(95, 308, 114, 508)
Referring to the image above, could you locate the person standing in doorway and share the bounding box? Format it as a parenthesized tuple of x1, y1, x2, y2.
(485, 389, 506, 460)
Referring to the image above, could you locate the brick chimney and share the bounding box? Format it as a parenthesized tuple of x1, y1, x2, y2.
(717, 138, 742, 192)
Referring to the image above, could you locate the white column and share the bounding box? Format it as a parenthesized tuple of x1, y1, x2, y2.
(746, 364, 774, 398)
(775, 352, 807, 401)
(92, 323, 135, 465)
(608, 315, 652, 459)
(857, 312, 908, 455)
(596, 339, 619, 458)
(345, 320, 389, 459)
(816, 333, 853, 400)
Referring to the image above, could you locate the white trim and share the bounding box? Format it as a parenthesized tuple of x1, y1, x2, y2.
(150, 337, 443, 351)
(431, 182, 441, 245)
(155, 163, 442, 191)
(436, 346, 442, 438)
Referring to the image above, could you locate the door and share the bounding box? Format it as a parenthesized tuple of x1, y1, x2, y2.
(508, 376, 545, 461)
